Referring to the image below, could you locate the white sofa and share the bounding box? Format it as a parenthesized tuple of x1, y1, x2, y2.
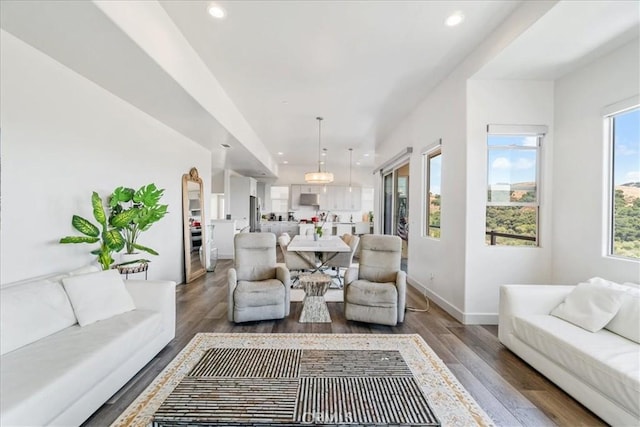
(0, 267, 176, 426)
(499, 282, 640, 426)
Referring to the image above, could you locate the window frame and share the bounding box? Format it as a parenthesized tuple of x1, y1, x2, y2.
(422, 140, 442, 239)
(604, 101, 640, 260)
(485, 125, 547, 247)
(270, 185, 290, 213)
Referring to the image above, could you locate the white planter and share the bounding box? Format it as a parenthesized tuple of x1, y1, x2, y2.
(120, 252, 144, 266)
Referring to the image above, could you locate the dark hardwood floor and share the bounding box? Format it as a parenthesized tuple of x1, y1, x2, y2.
(84, 259, 606, 426)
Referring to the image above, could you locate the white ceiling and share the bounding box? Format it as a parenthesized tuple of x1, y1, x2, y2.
(159, 0, 521, 170)
(475, 0, 640, 80)
(1, 1, 638, 180)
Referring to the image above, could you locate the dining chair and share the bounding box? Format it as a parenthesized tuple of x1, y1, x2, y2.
(343, 234, 405, 326)
(277, 235, 317, 284)
(228, 233, 290, 323)
(322, 235, 359, 287)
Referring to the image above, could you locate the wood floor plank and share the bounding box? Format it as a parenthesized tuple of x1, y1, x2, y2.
(82, 258, 606, 427)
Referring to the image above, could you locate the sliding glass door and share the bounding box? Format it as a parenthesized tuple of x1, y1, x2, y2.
(381, 162, 410, 270)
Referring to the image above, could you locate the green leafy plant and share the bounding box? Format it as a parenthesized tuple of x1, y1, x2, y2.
(60, 192, 125, 270)
(314, 212, 330, 237)
(109, 183, 168, 255)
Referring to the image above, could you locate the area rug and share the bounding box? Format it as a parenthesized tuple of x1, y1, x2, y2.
(111, 334, 494, 426)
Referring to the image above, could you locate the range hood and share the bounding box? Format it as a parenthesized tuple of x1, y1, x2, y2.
(299, 193, 320, 206)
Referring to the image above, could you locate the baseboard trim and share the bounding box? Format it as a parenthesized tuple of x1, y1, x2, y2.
(407, 277, 464, 323)
(463, 313, 499, 325)
(407, 277, 498, 325)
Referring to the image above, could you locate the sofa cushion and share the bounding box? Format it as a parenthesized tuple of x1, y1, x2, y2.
(0, 279, 77, 356)
(234, 279, 285, 308)
(600, 281, 640, 344)
(0, 309, 161, 426)
(550, 282, 625, 332)
(513, 314, 640, 417)
(346, 280, 398, 307)
(62, 269, 135, 327)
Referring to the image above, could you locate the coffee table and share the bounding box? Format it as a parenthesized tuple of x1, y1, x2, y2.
(298, 273, 332, 323)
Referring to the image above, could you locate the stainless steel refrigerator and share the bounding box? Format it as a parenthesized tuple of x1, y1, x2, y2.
(249, 196, 261, 232)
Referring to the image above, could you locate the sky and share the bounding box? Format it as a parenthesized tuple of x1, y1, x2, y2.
(487, 135, 537, 186)
(614, 108, 640, 185)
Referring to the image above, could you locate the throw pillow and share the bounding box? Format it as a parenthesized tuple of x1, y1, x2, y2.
(0, 279, 77, 355)
(550, 282, 626, 332)
(62, 269, 135, 327)
(602, 282, 640, 344)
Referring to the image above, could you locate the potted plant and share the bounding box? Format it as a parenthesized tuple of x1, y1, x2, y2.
(60, 192, 125, 270)
(314, 212, 330, 240)
(109, 183, 168, 264)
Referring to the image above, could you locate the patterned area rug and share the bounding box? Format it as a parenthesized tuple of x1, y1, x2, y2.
(111, 334, 494, 426)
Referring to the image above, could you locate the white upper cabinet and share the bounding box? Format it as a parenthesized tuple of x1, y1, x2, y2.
(290, 184, 362, 211)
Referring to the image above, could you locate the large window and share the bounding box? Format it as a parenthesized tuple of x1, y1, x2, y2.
(424, 148, 442, 238)
(486, 125, 546, 246)
(608, 106, 640, 259)
(270, 186, 289, 213)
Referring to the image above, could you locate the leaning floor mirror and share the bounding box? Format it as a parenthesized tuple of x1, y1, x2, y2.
(182, 167, 207, 283)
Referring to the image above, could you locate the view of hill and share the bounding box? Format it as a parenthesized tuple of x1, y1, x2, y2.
(616, 184, 640, 204)
(613, 186, 640, 259)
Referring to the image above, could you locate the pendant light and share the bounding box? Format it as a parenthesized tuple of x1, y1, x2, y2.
(305, 117, 334, 184)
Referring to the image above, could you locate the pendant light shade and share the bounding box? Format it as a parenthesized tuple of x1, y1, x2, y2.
(305, 117, 334, 184)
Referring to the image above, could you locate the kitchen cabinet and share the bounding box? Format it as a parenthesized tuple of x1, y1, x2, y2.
(291, 184, 362, 211)
(290, 184, 323, 210)
(320, 186, 361, 211)
(261, 221, 299, 237)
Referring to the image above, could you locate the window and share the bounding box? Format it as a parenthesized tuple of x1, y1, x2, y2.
(270, 186, 289, 213)
(424, 148, 442, 238)
(486, 125, 546, 246)
(607, 106, 640, 259)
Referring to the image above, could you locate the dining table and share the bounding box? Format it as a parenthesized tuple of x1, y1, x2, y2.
(287, 234, 350, 273)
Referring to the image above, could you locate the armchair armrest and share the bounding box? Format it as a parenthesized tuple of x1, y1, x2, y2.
(228, 268, 238, 322)
(125, 279, 176, 340)
(275, 265, 291, 316)
(396, 271, 407, 323)
(499, 284, 574, 346)
(344, 267, 358, 286)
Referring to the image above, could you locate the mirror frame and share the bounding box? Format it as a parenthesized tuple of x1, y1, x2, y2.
(182, 167, 207, 283)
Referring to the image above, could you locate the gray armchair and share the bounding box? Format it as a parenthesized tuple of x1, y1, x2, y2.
(343, 234, 406, 326)
(228, 233, 291, 323)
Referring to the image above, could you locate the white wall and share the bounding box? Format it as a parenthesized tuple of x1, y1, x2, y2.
(374, 1, 557, 323)
(465, 80, 555, 322)
(375, 76, 469, 320)
(552, 39, 640, 284)
(0, 31, 211, 284)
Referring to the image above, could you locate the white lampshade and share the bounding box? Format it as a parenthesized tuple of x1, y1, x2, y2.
(305, 171, 334, 184)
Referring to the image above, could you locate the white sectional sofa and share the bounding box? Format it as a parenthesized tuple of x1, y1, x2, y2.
(0, 266, 176, 426)
(499, 280, 640, 426)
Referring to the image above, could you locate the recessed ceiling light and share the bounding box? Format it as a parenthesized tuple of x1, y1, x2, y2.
(356, 161, 361, 166)
(277, 152, 283, 156)
(208, 3, 226, 19)
(445, 11, 464, 27)
(364, 153, 369, 157)
(283, 160, 289, 164)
